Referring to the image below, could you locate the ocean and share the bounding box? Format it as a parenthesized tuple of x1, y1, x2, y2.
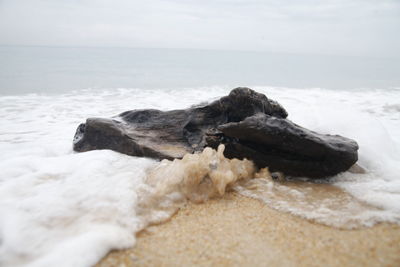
(0, 46, 399, 267)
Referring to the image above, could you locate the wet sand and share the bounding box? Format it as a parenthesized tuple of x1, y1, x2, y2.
(97, 192, 400, 267)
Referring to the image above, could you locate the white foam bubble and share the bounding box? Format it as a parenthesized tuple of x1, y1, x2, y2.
(0, 150, 156, 267)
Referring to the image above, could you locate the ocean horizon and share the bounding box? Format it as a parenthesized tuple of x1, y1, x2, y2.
(1, 45, 399, 95)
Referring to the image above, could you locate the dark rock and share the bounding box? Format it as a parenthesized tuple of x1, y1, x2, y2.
(73, 87, 358, 178)
(73, 87, 287, 159)
(206, 113, 359, 178)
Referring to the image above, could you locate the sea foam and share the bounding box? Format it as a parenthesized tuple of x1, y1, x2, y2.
(0, 86, 399, 266)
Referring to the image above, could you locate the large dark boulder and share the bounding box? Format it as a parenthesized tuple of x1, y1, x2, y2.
(73, 87, 288, 159)
(73, 87, 358, 178)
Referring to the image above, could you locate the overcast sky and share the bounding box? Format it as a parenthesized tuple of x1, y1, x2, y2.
(0, 0, 399, 57)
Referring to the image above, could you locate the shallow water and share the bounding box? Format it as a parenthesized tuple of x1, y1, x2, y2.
(235, 175, 390, 229)
(0, 86, 400, 266)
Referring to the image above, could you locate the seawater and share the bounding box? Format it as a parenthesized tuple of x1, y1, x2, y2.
(0, 86, 400, 266)
(1, 46, 400, 94)
(1, 46, 400, 267)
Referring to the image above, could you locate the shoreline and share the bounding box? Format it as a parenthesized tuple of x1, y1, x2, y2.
(97, 192, 400, 266)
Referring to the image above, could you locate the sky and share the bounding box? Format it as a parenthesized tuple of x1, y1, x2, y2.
(0, 0, 399, 58)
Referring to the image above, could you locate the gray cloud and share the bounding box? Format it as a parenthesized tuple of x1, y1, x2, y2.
(0, 0, 399, 57)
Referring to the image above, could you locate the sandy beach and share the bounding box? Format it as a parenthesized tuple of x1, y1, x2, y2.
(97, 192, 400, 267)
